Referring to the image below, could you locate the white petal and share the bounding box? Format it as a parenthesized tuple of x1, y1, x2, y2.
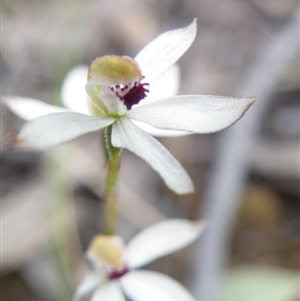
(99, 86, 128, 116)
(140, 63, 180, 105)
(131, 64, 184, 137)
(124, 219, 206, 269)
(121, 270, 196, 301)
(73, 273, 103, 301)
(129, 95, 255, 133)
(135, 19, 197, 85)
(102, 63, 181, 128)
(3, 96, 67, 120)
(61, 65, 91, 115)
(91, 282, 125, 301)
(132, 121, 189, 137)
(17, 112, 115, 149)
(111, 118, 194, 195)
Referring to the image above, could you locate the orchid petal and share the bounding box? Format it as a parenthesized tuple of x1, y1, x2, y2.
(3, 96, 67, 120)
(91, 282, 125, 301)
(16, 112, 115, 149)
(140, 63, 180, 106)
(73, 273, 103, 301)
(132, 120, 189, 137)
(132, 64, 184, 136)
(135, 19, 197, 85)
(61, 65, 91, 115)
(98, 86, 128, 116)
(124, 219, 206, 269)
(121, 270, 196, 301)
(111, 118, 194, 195)
(129, 95, 255, 133)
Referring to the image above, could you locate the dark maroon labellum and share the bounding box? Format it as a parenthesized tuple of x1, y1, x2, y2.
(108, 266, 129, 280)
(122, 82, 149, 109)
(111, 81, 149, 110)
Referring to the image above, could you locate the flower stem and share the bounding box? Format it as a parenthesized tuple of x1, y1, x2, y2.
(104, 125, 122, 235)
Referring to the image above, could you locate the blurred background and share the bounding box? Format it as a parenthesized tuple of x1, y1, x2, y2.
(1, 0, 299, 300)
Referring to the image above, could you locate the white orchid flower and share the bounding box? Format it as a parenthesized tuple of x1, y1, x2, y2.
(74, 219, 206, 301)
(4, 19, 255, 195)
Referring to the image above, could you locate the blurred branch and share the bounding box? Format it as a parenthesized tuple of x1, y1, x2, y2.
(252, 140, 299, 179)
(191, 10, 299, 301)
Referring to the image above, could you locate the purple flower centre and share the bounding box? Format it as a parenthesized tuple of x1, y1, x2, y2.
(108, 266, 129, 280)
(110, 81, 149, 110)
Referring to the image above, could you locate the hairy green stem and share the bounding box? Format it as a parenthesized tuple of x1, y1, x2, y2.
(104, 125, 122, 235)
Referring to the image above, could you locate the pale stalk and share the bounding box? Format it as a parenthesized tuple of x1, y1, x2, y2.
(103, 124, 122, 235)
